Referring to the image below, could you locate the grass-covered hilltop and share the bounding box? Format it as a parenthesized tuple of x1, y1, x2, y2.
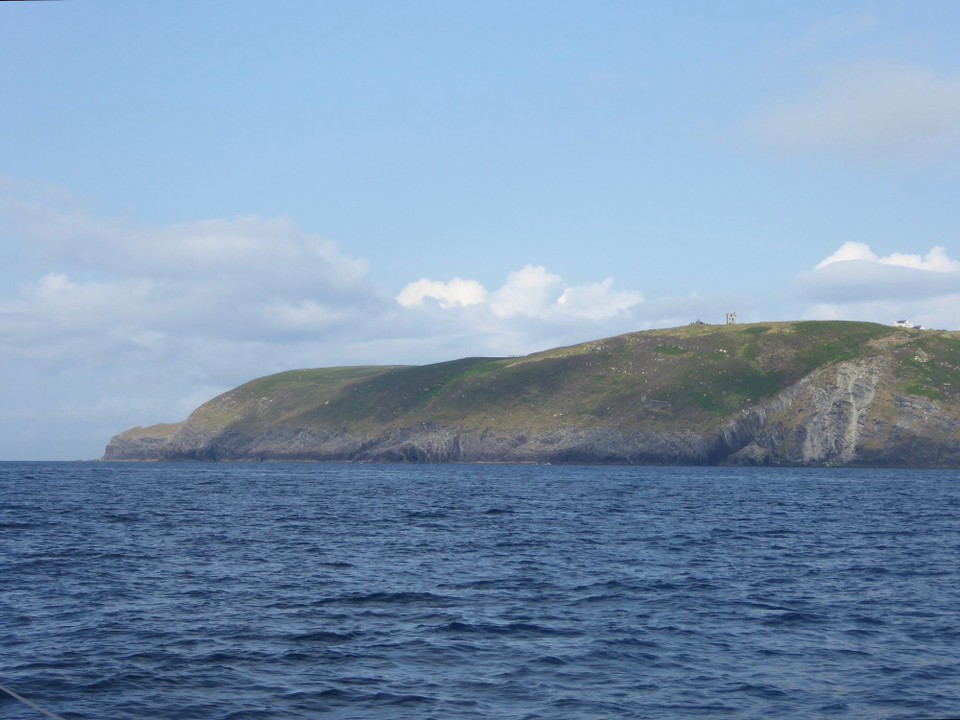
(104, 321, 960, 466)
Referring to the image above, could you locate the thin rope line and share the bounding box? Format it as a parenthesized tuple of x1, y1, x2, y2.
(0, 681, 68, 720)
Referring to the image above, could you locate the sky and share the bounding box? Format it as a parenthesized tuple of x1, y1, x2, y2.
(2, 1, 960, 460)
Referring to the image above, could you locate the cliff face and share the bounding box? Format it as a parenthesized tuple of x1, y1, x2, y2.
(104, 322, 960, 467)
(723, 355, 960, 466)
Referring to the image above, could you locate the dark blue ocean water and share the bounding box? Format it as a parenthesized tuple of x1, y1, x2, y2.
(1, 463, 959, 720)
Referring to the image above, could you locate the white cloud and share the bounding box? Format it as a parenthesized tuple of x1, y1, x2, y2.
(489, 265, 565, 318)
(749, 62, 960, 161)
(0, 192, 382, 363)
(816, 241, 960, 273)
(399, 264, 644, 323)
(0, 273, 159, 353)
(396, 277, 487, 308)
(557, 278, 644, 320)
(798, 242, 960, 328)
(264, 300, 353, 331)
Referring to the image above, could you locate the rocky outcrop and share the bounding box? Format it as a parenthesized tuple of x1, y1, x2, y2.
(724, 356, 960, 466)
(726, 357, 884, 465)
(106, 423, 717, 465)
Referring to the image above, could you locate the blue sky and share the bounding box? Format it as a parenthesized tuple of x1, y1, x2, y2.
(2, 1, 960, 459)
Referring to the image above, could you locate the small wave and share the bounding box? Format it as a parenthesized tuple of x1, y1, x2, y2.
(570, 593, 624, 605)
(647, 580, 681, 591)
(747, 529, 797, 538)
(335, 675, 387, 687)
(905, 664, 958, 681)
(761, 610, 822, 625)
(604, 636, 661, 650)
(442, 578, 504, 590)
(435, 620, 582, 638)
(587, 647, 659, 663)
(843, 627, 881, 638)
(220, 711, 277, 720)
(313, 591, 456, 607)
(360, 691, 437, 706)
(80, 670, 158, 693)
(102, 512, 142, 524)
(725, 682, 790, 699)
(534, 654, 568, 666)
(282, 687, 354, 702)
(0, 521, 41, 530)
(402, 510, 450, 520)
(288, 630, 360, 644)
(846, 564, 890, 575)
(817, 700, 851, 714)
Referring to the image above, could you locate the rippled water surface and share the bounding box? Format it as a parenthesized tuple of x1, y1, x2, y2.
(1, 462, 959, 719)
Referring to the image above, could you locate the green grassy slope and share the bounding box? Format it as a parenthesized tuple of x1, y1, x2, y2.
(183, 320, 933, 435)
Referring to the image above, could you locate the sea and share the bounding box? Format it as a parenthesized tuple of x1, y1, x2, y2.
(1, 462, 958, 720)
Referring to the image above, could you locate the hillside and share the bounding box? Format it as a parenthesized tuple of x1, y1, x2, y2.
(103, 321, 960, 466)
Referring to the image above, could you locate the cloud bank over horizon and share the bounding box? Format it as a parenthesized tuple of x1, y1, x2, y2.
(2, 183, 662, 369)
(800, 241, 960, 328)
